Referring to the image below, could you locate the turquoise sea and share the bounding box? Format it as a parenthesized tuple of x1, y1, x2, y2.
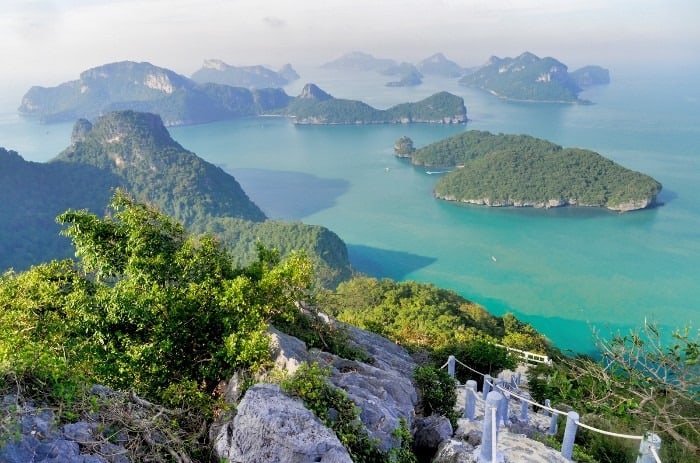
(1, 65, 698, 354)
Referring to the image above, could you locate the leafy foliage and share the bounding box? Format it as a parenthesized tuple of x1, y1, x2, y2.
(317, 277, 547, 378)
(0, 191, 313, 410)
(529, 322, 700, 462)
(413, 366, 459, 428)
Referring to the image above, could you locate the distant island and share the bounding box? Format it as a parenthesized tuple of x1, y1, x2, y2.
(18, 61, 465, 126)
(0, 110, 352, 286)
(190, 59, 299, 88)
(459, 52, 610, 103)
(18, 61, 292, 125)
(281, 84, 467, 124)
(395, 131, 661, 212)
(322, 51, 471, 86)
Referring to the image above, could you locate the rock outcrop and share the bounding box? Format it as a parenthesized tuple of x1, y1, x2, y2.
(212, 383, 353, 463)
(210, 323, 419, 460)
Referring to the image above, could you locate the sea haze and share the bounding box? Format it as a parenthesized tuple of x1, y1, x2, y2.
(2, 66, 698, 354)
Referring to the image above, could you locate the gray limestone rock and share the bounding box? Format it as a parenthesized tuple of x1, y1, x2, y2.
(412, 414, 454, 459)
(211, 383, 352, 463)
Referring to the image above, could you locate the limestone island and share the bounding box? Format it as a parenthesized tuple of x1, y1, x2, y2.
(459, 52, 610, 104)
(18, 61, 466, 126)
(394, 131, 662, 212)
(280, 83, 466, 124)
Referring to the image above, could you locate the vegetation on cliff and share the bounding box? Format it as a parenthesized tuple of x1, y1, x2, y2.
(396, 130, 662, 211)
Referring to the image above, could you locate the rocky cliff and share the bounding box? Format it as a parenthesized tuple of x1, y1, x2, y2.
(1, 315, 575, 463)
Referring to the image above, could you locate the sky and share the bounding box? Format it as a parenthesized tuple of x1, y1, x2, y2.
(2, 0, 699, 93)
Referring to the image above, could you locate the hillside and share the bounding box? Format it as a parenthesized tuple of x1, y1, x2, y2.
(18, 61, 291, 125)
(283, 84, 467, 124)
(459, 52, 609, 103)
(0, 111, 352, 285)
(396, 130, 662, 212)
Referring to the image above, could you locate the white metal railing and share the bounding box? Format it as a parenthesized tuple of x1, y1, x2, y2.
(440, 355, 662, 462)
(493, 343, 552, 366)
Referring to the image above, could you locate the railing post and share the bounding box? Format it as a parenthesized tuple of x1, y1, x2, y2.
(636, 432, 661, 463)
(479, 391, 503, 463)
(519, 392, 529, 422)
(482, 375, 492, 400)
(546, 399, 558, 435)
(464, 380, 477, 420)
(561, 411, 579, 461)
(447, 355, 456, 379)
(498, 388, 510, 427)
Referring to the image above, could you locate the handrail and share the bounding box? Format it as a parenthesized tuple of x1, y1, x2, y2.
(493, 343, 552, 365)
(443, 354, 661, 462)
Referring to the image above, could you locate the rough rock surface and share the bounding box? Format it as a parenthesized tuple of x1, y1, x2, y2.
(211, 383, 352, 463)
(412, 415, 454, 460)
(0, 392, 129, 463)
(293, 321, 418, 451)
(211, 321, 418, 459)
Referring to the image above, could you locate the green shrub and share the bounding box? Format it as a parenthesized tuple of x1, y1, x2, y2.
(413, 366, 459, 428)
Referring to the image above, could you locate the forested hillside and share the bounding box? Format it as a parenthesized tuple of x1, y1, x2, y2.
(0, 111, 352, 286)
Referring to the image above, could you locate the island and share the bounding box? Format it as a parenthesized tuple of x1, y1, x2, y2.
(382, 63, 423, 87)
(190, 59, 299, 88)
(280, 83, 467, 124)
(18, 61, 465, 127)
(18, 61, 292, 125)
(459, 52, 610, 103)
(395, 131, 662, 212)
(416, 52, 467, 78)
(322, 51, 471, 86)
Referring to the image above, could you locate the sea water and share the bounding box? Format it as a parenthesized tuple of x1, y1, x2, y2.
(1, 66, 698, 354)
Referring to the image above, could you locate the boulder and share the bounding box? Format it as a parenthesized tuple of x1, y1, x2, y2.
(433, 439, 478, 463)
(211, 383, 352, 463)
(412, 414, 454, 460)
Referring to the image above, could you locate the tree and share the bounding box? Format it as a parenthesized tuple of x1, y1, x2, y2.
(1, 189, 313, 405)
(560, 322, 699, 458)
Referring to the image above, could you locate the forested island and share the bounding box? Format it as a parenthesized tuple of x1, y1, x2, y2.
(0, 110, 351, 286)
(281, 84, 466, 124)
(459, 52, 610, 103)
(190, 59, 299, 88)
(395, 131, 662, 212)
(18, 61, 465, 126)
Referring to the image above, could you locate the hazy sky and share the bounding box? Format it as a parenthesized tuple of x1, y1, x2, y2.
(2, 0, 699, 89)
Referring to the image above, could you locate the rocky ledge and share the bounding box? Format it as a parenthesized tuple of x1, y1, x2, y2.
(435, 194, 657, 212)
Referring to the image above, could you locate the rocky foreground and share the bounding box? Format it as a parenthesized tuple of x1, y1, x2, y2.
(1, 318, 568, 463)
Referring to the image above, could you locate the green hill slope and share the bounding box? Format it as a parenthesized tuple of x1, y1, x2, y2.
(0, 111, 351, 286)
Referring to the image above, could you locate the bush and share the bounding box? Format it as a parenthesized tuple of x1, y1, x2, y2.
(413, 366, 459, 428)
